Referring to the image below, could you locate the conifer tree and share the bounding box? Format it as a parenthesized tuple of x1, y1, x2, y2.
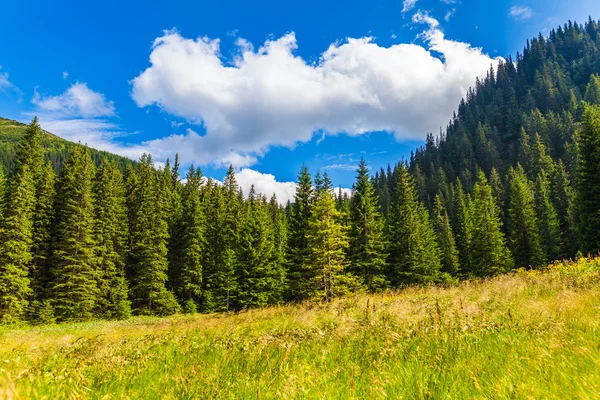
(269, 194, 287, 299)
(0, 165, 35, 322)
(306, 186, 360, 301)
(451, 179, 473, 274)
(286, 166, 313, 301)
(176, 166, 205, 312)
(214, 165, 241, 311)
(507, 165, 546, 268)
(576, 104, 600, 254)
(200, 180, 222, 312)
(470, 171, 513, 276)
(0, 118, 45, 322)
(584, 74, 600, 104)
(29, 162, 56, 315)
(348, 159, 388, 291)
(551, 160, 578, 258)
(433, 193, 460, 276)
(49, 145, 99, 321)
(387, 164, 442, 285)
(92, 160, 131, 319)
(534, 171, 562, 261)
(237, 193, 280, 308)
(128, 155, 179, 316)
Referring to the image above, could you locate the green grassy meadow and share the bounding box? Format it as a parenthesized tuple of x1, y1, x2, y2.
(2, 257, 600, 399)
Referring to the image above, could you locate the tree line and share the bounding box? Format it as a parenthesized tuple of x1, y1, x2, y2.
(1, 18, 600, 323)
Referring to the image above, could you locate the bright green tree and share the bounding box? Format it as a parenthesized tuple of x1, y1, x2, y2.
(49, 145, 99, 321)
(348, 159, 388, 291)
(306, 187, 360, 301)
(584, 74, 600, 105)
(387, 164, 442, 285)
(470, 171, 513, 276)
(551, 160, 578, 258)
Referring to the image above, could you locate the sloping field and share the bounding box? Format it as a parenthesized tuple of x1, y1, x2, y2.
(2, 257, 600, 399)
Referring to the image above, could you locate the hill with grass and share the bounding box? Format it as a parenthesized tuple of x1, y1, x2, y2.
(0, 117, 134, 173)
(1, 256, 599, 399)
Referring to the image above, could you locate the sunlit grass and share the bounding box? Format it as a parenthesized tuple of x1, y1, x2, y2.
(2, 257, 600, 399)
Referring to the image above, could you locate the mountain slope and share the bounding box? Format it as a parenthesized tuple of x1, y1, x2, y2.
(0, 117, 134, 173)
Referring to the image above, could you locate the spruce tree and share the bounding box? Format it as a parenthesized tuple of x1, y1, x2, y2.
(551, 160, 578, 258)
(507, 165, 546, 268)
(534, 170, 562, 261)
(470, 171, 513, 276)
(387, 164, 442, 285)
(584, 74, 600, 104)
(286, 166, 313, 301)
(92, 160, 131, 319)
(30, 162, 56, 301)
(433, 193, 460, 276)
(176, 166, 205, 312)
(214, 165, 241, 311)
(451, 179, 473, 275)
(0, 165, 35, 322)
(49, 145, 99, 321)
(576, 104, 600, 254)
(237, 192, 279, 308)
(348, 159, 388, 291)
(306, 186, 360, 301)
(128, 155, 179, 316)
(269, 194, 287, 301)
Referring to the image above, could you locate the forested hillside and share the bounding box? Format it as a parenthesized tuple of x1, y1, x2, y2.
(0, 117, 134, 173)
(1, 18, 600, 324)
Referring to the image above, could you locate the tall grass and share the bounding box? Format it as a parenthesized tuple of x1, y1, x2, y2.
(2, 257, 600, 399)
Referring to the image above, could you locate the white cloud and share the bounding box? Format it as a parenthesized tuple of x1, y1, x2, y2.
(402, 0, 418, 13)
(32, 82, 115, 118)
(0, 66, 20, 96)
(236, 168, 297, 204)
(323, 163, 359, 171)
(131, 15, 501, 168)
(444, 8, 456, 22)
(62, 71, 69, 79)
(509, 6, 534, 21)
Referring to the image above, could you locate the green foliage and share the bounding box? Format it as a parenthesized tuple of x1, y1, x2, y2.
(433, 193, 460, 275)
(286, 166, 313, 301)
(534, 171, 562, 261)
(576, 104, 600, 254)
(387, 164, 442, 285)
(128, 155, 179, 316)
(0, 165, 35, 322)
(470, 172, 513, 276)
(92, 160, 131, 319)
(507, 165, 546, 268)
(306, 187, 361, 301)
(49, 145, 98, 321)
(348, 159, 388, 291)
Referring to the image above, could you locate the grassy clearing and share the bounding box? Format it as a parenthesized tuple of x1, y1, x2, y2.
(2, 258, 600, 399)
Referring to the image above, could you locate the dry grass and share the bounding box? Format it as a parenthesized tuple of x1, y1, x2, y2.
(2, 257, 600, 399)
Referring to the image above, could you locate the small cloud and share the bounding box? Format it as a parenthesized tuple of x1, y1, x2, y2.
(0, 66, 21, 97)
(62, 71, 69, 79)
(402, 0, 418, 13)
(171, 120, 184, 128)
(440, 0, 457, 3)
(391, 33, 397, 39)
(32, 82, 115, 118)
(509, 6, 534, 21)
(323, 163, 359, 171)
(444, 8, 456, 22)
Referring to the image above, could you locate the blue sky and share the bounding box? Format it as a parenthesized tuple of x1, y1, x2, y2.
(1, 0, 599, 202)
